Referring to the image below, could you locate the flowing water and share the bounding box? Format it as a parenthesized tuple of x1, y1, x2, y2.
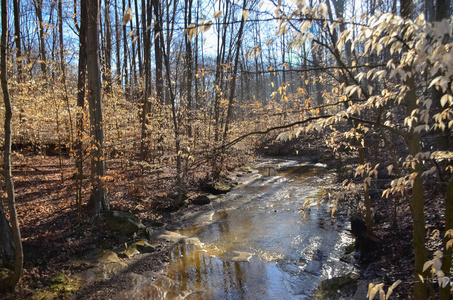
(143, 159, 355, 299)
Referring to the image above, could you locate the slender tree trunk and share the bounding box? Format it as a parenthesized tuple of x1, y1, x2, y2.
(440, 175, 453, 299)
(140, 0, 152, 160)
(59, 0, 74, 154)
(399, 2, 429, 299)
(122, 0, 129, 99)
(433, 3, 452, 297)
(405, 70, 429, 300)
(104, 0, 112, 92)
(114, 0, 121, 85)
(13, 0, 22, 80)
(153, 0, 164, 103)
(134, 0, 142, 78)
(128, 0, 137, 98)
(358, 146, 373, 235)
(34, 0, 47, 78)
(1, 0, 23, 290)
(161, 30, 183, 207)
(184, 0, 193, 138)
(76, 0, 88, 218)
(87, 0, 108, 214)
(222, 0, 247, 144)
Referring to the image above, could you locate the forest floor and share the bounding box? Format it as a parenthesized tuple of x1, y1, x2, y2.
(1, 151, 246, 299)
(0, 146, 447, 299)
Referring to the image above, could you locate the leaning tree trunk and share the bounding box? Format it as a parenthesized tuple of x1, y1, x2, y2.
(1, 0, 23, 290)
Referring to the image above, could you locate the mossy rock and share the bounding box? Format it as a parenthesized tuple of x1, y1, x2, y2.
(205, 181, 232, 195)
(105, 210, 146, 234)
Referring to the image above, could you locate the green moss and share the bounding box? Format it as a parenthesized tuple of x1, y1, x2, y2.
(32, 272, 79, 299)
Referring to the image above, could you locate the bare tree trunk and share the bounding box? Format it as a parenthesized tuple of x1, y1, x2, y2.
(0, 0, 23, 290)
(114, 0, 121, 85)
(440, 176, 453, 300)
(184, 0, 193, 138)
(222, 0, 247, 144)
(104, 0, 112, 92)
(13, 0, 22, 80)
(153, 0, 164, 103)
(33, 0, 47, 78)
(0, 202, 14, 269)
(59, 0, 74, 154)
(399, 1, 429, 299)
(76, 0, 88, 218)
(140, 0, 152, 160)
(87, 0, 108, 214)
(434, 2, 453, 299)
(128, 0, 137, 98)
(134, 0, 142, 78)
(158, 12, 183, 207)
(122, 0, 129, 99)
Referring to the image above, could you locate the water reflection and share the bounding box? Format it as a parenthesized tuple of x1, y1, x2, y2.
(146, 161, 353, 300)
(258, 164, 327, 180)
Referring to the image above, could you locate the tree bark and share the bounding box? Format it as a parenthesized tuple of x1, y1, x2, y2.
(140, 0, 152, 160)
(134, 0, 142, 78)
(0, 204, 14, 268)
(103, 0, 112, 93)
(13, 0, 22, 80)
(222, 0, 247, 143)
(33, 0, 47, 78)
(122, 0, 129, 99)
(87, 0, 108, 214)
(114, 0, 121, 85)
(76, 0, 88, 218)
(184, 0, 193, 138)
(152, 0, 164, 103)
(1, 0, 23, 290)
(440, 175, 453, 300)
(400, 2, 429, 299)
(405, 70, 429, 300)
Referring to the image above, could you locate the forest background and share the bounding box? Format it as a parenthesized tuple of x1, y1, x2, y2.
(0, 0, 453, 299)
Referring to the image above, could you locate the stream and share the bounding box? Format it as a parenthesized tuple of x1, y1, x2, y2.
(143, 159, 356, 299)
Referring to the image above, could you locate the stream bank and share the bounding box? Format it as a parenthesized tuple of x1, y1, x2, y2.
(69, 158, 370, 299)
(22, 157, 380, 300)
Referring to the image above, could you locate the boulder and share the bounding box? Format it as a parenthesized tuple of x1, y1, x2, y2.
(105, 211, 146, 234)
(193, 195, 211, 205)
(204, 181, 232, 195)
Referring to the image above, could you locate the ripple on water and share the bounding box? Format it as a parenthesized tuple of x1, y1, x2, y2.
(139, 160, 355, 299)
